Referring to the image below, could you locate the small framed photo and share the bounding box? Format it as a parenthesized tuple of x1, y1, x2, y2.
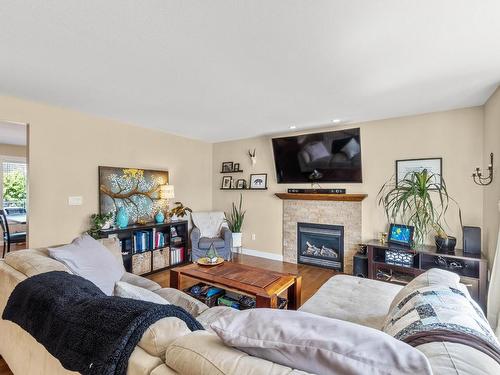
(221, 162, 233, 172)
(233, 163, 240, 172)
(221, 176, 232, 189)
(170, 226, 178, 237)
(249, 173, 267, 190)
(396, 158, 442, 187)
(236, 179, 246, 189)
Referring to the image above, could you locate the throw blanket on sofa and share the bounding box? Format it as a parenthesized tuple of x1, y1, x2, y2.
(2, 271, 204, 375)
(383, 285, 500, 364)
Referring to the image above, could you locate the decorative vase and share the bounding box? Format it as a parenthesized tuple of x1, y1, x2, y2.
(115, 207, 129, 229)
(155, 211, 165, 224)
(435, 235, 456, 253)
(232, 232, 242, 248)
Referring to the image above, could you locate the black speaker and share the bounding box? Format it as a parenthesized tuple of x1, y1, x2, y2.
(353, 254, 368, 278)
(463, 226, 481, 255)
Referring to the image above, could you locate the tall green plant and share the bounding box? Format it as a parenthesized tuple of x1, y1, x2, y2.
(226, 194, 246, 233)
(378, 170, 461, 246)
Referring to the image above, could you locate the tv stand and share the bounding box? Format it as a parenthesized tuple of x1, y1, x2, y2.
(366, 240, 487, 310)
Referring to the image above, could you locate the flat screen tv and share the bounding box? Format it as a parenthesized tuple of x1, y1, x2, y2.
(272, 128, 362, 183)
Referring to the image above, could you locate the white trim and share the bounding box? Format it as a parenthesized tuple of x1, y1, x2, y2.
(239, 247, 284, 262)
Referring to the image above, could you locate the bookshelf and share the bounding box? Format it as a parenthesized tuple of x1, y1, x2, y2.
(99, 220, 190, 276)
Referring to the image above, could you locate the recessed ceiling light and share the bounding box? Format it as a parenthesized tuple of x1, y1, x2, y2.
(332, 119, 341, 124)
(289, 125, 297, 129)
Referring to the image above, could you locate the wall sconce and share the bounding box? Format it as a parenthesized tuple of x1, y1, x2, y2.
(472, 153, 494, 186)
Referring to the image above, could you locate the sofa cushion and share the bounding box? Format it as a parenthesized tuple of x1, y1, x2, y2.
(138, 317, 191, 358)
(299, 274, 402, 329)
(166, 330, 310, 375)
(120, 272, 162, 291)
(98, 237, 125, 272)
(198, 237, 226, 250)
(48, 234, 124, 295)
(389, 268, 460, 312)
(4, 249, 71, 277)
(155, 288, 209, 317)
(197, 306, 240, 331)
(114, 281, 169, 304)
(211, 308, 432, 375)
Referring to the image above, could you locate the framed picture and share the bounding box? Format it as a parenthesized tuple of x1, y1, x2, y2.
(396, 158, 442, 187)
(249, 173, 268, 189)
(221, 176, 232, 189)
(221, 162, 233, 172)
(236, 179, 246, 189)
(233, 163, 240, 172)
(170, 226, 178, 237)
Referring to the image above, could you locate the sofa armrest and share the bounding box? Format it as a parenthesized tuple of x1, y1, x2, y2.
(190, 227, 201, 247)
(154, 288, 209, 317)
(121, 272, 162, 291)
(221, 226, 232, 242)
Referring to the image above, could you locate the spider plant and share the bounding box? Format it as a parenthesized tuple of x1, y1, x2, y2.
(378, 169, 461, 246)
(226, 194, 246, 233)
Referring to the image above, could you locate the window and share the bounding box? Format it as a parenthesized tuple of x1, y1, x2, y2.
(2, 161, 27, 208)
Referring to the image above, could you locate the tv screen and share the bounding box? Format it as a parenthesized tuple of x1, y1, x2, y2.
(272, 128, 362, 183)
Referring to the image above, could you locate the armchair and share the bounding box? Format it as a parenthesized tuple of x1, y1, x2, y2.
(190, 212, 233, 261)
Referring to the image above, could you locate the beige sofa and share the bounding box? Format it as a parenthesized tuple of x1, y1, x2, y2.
(1, 245, 499, 374)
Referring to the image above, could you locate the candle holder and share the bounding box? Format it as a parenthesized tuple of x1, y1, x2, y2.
(472, 153, 494, 186)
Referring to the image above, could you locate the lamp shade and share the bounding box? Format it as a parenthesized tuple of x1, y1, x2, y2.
(160, 184, 175, 199)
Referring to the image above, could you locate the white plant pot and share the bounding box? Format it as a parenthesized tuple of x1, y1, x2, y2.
(232, 232, 242, 248)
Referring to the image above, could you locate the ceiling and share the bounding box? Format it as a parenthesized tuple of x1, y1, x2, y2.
(1, 1, 499, 142)
(0, 121, 27, 146)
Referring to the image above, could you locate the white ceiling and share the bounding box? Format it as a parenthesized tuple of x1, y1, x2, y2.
(1, 1, 500, 142)
(0, 121, 27, 146)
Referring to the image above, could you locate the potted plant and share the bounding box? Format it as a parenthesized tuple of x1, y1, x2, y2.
(170, 202, 192, 221)
(378, 169, 462, 250)
(226, 194, 246, 247)
(87, 212, 114, 239)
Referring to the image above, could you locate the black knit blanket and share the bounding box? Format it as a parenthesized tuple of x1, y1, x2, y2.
(2, 271, 203, 375)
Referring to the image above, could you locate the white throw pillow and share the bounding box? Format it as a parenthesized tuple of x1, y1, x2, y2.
(114, 281, 169, 304)
(211, 309, 432, 375)
(98, 237, 126, 272)
(48, 234, 125, 296)
(191, 211, 227, 238)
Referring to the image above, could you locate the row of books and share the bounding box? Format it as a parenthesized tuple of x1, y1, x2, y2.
(170, 247, 185, 265)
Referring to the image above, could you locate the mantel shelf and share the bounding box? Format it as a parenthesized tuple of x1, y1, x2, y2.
(275, 193, 368, 202)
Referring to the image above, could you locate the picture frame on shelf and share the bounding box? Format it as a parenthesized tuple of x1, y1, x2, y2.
(395, 158, 442, 188)
(221, 162, 233, 172)
(233, 163, 240, 172)
(221, 176, 232, 189)
(249, 173, 268, 190)
(236, 179, 246, 189)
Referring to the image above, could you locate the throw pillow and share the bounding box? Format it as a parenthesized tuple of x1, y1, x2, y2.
(114, 281, 169, 304)
(211, 309, 432, 375)
(48, 234, 125, 295)
(98, 237, 126, 272)
(340, 137, 361, 159)
(303, 141, 330, 161)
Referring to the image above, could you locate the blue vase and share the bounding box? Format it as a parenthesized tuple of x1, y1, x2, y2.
(155, 211, 165, 224)
(115, 207, 129, 229)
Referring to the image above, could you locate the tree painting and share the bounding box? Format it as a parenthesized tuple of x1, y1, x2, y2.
(99, 167, 169, 224)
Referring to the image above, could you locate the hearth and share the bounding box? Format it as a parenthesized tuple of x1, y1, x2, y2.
(297, 222, 344, 271)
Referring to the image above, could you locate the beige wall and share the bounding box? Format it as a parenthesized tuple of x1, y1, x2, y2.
(0, 143, 26, 158)
(0, 95, 213, 248)
(483, 87, 500, 263)
(213, 108, 484, 256)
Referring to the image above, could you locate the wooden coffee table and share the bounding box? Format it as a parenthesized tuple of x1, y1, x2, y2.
(170, 262, 302, 309)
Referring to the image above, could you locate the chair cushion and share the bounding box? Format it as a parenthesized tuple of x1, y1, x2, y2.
(191, 211, 227, 238)
(48, 234, 124, 295)
(299, 274, 402, 329)
(198, 237, 225, 250)
(210, 309, 432, 375)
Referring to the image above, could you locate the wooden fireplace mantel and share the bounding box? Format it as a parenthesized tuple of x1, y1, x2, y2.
(275, 193, 368, 202)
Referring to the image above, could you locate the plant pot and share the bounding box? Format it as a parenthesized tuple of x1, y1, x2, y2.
(232, 232, 242, 248)
(435, 235, 457, 253)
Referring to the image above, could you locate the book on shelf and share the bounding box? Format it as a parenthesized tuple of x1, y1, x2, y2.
(170, 246, 185, 265)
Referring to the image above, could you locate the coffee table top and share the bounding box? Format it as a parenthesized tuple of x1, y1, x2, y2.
(171, 261, 298, 297)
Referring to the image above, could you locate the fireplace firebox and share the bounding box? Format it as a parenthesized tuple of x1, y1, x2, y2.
(297, 222, 344, 271)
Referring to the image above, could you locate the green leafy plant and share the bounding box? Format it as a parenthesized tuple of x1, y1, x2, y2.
(378, 170, 461, 246)
(226, 194, 246, 233)
(3, 170, 26, 202)
(87, 212, 114, 239)
(170, 202, 192, 218)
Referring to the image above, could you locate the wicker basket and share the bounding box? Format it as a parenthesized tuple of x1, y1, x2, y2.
(153, 247, 170, 271)
(131, 252, 152, 275)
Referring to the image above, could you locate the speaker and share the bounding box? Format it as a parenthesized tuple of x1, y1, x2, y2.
(353, 254, 368, 278)
(463, 226, 481, 255)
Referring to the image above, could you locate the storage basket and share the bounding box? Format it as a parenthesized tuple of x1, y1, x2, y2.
(152, 247, 170, 270)
(385, 249, 415, 267)
(131, 252, 152, 275)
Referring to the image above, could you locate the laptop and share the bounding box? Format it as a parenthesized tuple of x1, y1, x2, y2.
(387, 223, 414, 251)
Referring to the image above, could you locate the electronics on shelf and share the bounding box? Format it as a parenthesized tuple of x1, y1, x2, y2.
(287, 188, 346, 194)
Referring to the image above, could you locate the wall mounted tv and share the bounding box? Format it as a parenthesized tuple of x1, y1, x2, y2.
(272, 128, 362, 183)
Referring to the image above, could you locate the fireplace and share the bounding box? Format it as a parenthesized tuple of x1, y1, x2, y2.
(297, 222, 344, 271)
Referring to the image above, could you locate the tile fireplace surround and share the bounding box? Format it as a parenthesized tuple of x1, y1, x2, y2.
(281, 198, 363, 274)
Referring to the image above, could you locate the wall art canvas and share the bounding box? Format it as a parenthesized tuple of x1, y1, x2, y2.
(99, 166, 169, 224)
(395, 158, 442, 187)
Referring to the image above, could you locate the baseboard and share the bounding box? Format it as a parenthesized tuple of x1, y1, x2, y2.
(240, 248, 284, 262)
